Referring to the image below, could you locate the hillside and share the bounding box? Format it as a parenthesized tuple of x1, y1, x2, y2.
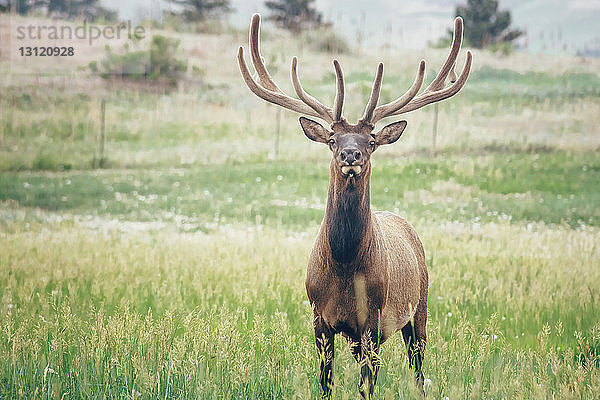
(1, 13, 599, 172)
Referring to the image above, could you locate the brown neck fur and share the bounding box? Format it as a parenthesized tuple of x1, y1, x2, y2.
(324, 160, 373, 268)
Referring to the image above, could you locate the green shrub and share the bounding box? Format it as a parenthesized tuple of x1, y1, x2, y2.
(149, 35, 188, 84)
(32, 153, 72, 171)
(90, 35, 187, 85)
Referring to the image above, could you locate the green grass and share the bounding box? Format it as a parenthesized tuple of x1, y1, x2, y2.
(0, 216, 598, 399)
(1, 152, 598, 230)
(2, 66, 599, 172)
(1, 23, 600, 398)
(0, 150, 599, 399)
(466, 67, 600, 103)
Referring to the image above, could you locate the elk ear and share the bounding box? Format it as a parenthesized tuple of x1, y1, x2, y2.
(375, 120, 407, 146)
(299, 117, 330, 143)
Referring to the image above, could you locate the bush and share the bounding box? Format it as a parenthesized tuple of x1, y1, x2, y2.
(90, 35, 187, 85)
(96, 43, 147, 80)
(149, 35, 187, 84)
(32, 153, 72, 171)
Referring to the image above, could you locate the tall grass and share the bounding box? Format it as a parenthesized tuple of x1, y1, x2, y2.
(0, 218, 598, 399)
(1, 13, 600, 400)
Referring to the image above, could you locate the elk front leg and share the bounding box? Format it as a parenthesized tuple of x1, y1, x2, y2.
(314, 316, 335, 399)
(352, 330, 380, 400)
(401, 320, 426, 393)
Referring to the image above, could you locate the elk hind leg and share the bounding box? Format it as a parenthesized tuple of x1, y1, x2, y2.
(401, 317, 426, 391)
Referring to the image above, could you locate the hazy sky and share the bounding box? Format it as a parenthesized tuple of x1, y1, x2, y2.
(99, 0, 600, 53)
(98, 0, 461, 49)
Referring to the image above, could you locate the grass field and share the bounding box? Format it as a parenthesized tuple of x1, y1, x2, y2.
(1, 13, 600, 400)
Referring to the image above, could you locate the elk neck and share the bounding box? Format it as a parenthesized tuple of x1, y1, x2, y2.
(324, 159, 374, 267)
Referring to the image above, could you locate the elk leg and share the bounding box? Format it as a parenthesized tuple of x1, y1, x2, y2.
(314, 318, 335, 399)
(401, 320, 426, 392)
(352, 330, 380, 400)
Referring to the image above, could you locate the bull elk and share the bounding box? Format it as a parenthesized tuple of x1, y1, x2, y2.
(238, 14, 472, 399)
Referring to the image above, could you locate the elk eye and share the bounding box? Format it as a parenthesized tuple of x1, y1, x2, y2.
(369, 140, 376, 148)
(328, 138, 336, 146)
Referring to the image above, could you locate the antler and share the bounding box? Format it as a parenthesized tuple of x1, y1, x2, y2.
(237, 14, 345, 125)
(238, 14, 472, 128)
(364, 17, 473, 126)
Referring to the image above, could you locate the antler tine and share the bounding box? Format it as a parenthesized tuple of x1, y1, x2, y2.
(239, 13, 342, 123)
(249, 14, 281, 93)
(394, 50, 472, 114)
(291, 57, 334, 123)
(448, 61, 458, 83)
(370, 60, 425, 124)
(239, 13, 471, 128)
(238, 13, 332, 119)
(333, 60, 345, 122)
(426, 16, 464, 92)
(238, 47, 323, 118)
(361, 63, 384, 125)
(368, 16, 472, 122)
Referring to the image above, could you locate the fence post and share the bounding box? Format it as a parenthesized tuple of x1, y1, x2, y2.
(97, 98, 106, 168)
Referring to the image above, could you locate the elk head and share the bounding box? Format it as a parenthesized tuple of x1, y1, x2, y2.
(237, 14, 472, 182)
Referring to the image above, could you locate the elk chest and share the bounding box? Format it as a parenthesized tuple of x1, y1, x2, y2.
(306, 248, 389, 341)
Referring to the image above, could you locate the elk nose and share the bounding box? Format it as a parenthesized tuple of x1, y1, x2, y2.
(340, 148, 362, 165)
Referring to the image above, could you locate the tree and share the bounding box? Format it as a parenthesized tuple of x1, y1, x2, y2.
(167, 0, 231, 21)
(43, 0, 116, 20)
(264, 0, 323, 32)
(0, 0, 34, 14)
(0, 0, 117, 20)
(455, 0, 523, 48)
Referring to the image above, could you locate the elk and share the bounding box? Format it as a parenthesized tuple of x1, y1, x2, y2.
(238, 14, 472, 399)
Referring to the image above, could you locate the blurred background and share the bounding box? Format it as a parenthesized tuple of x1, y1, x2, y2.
(0, 0, 598, 228)
(0, 1, 599, 399)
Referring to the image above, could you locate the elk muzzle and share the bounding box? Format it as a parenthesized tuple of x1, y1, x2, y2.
(339, 148, 363, 176)
(340, 148, 362, 164)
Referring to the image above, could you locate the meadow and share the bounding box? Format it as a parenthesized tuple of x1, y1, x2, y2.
(1, 14, 600, 399)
